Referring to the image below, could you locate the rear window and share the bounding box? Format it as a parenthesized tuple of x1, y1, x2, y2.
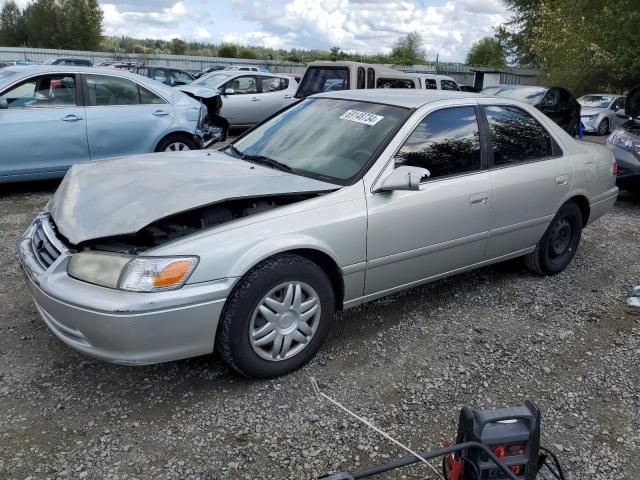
(296, 67, 349, 98)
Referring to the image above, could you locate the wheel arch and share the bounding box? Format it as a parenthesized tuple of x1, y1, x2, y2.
(153, 130, 198, 151)
(564, 194, 590, 226)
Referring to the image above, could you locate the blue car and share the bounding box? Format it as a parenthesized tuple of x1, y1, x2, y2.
(0, 66, 226, 183)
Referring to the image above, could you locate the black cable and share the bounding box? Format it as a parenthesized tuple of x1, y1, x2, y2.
(461, 456, 480, 479)
(539, 447, 565, 480)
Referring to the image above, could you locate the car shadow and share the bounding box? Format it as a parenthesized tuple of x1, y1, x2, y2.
(0, 178, 60, 197)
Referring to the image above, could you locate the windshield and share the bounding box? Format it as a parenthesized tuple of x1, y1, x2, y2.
(296, 67, 349, 98)
(229, 98, 409, 184)
(578, 95, 613, 108)
(495, 86, 546, 104)
(481, 87, 502, 95)
(191, 72, 235, 88)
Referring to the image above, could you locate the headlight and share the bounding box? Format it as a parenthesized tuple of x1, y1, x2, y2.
(608, 130, 640, 154)
(581, 114, 597, 120)
(68, 253, 198, 292)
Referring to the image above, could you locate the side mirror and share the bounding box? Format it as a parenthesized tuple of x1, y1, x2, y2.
(378, 166, 431, 192)
(224, 88, 235, 95)
(0, 97, 7, 109)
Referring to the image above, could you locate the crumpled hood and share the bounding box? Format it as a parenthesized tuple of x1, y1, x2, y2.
(175, 85, 221, 99)
(580, 106, 604, 116)
(49, 151, 339, 245)
(626, 84, 640, 119)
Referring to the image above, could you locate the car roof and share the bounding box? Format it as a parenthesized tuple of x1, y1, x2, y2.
(312, 89, 481, 108)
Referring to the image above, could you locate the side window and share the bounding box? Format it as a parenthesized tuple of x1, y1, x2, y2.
(1, 75, 77, 108)
(441, 80, 460, 91)
(85, 75, 141, 106)
(261, 76, 288, 92)
(137, 67, 149, 77)
(395, 106, 481, 179)
(357, 67, 365, 89)
(483, 105, 554, 165)
(224, 75, 257, 94)
(377, 78, 415, 89)
(542, 88, 559, 108)
(366, 68, 375, 89)
(171, 70, 193, 85)
(557, 88, 572, 107)
(612, 97, 625, 111)
(152, 69, 169, 85)
(139, 85, 166, 105)
(424, 78, 437, 90)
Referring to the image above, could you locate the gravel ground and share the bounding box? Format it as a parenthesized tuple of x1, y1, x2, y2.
(1, 136, 638, 480)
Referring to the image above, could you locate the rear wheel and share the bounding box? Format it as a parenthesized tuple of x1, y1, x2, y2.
(525, 202, 583, 275)
(219, 254, 335, 378)
(597, 118, 609, 136)
(155, 134, 198, 152)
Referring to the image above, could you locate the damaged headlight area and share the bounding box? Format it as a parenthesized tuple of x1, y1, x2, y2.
(608, 129, 640, 154)
(68, 253, 198, 292)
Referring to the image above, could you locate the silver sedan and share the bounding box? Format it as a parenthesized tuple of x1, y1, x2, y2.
(19, 90, 619, 378)
(578, 94, 626, 135)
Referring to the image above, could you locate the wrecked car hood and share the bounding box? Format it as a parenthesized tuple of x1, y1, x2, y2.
(49, 151, 339, 245)
(625, 84, 640, 119)
(175, 85, 220, 99)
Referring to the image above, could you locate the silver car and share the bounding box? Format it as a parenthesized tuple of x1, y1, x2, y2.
(19, 90, 618, 378)
(578, 94, 626, 135)
(186, 71, 297, 127)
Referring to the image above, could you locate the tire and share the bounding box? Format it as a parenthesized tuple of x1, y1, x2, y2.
(525, 202, 583, 276)
(597, 118, 609, 136)
(219, 254, 335, 378)
(155, 134, 198, 152)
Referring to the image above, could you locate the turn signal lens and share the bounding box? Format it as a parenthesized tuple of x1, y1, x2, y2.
(153, 260, 194, 288)
(612, 159, 618, 176)
(119, 256, 199, 292)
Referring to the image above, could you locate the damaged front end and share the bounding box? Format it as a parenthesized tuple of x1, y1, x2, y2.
(78, 193, 325, 254)
(179, 86, 230, 148)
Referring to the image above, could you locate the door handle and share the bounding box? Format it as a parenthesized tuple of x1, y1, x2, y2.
(284, 94, 293, 99)
(61, 114, 82, 122)
(152, 110, 170, 117)
(555, 175, 568, 186)
(251, 97, 260, 102)
(469, 192, 489, 206)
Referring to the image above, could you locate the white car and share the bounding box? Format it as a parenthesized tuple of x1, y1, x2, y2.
(185, 71, 297, 127)
(578, 94, 626, 135)
(414, 73, 461, 91)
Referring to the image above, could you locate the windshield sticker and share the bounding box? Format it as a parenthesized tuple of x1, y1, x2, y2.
(339, 110, 384, 126)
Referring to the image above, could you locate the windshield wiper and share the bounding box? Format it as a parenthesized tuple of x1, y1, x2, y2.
(223, 144, 244, 158)
(241, 154, 294, 173)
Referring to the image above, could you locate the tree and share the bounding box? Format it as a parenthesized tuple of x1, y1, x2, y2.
(389, 31, 426, 66)
(0, 0, 26, 46)
(238, 47, 257, 59)
(170, 38, 187, 55)
(23, 0, 61, 48)
(218, 43, 238, 58)
(496, 0, 542, 67)
(63, 0, 102, 50)
(465, 37, 506, 68)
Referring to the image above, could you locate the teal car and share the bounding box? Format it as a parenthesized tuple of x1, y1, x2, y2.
(0, 66, 226, 183)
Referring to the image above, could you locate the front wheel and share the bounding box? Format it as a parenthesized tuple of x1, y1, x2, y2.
(525, 202, 583, 275)
(597, 118, 609, 136)
(219, 254, 335, 378)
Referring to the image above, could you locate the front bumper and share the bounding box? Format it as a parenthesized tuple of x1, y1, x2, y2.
(581, 117, 600, 133)
(18, 215, 233, 365)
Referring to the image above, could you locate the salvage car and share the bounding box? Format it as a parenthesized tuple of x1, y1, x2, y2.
(186, 71, 297, 128)
(19, 90, 618, 378)
(578, 94, 625, 135)
(295, 61, 420, 98)
(606, 85, 640, 188)
(0, 66, 225, 183)
(483, 85, 581, 136)
(132, 65, 195, 86)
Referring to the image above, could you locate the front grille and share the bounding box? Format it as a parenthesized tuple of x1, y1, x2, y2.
(31, 216, 67, 270)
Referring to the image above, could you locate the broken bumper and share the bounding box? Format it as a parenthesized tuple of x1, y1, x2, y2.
(18, 217, 233, 365)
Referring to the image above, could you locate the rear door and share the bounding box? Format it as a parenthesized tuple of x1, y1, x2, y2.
(83, 74, 174, 160)
(480, 102, 573, 258)
(257, 75, 296, 118)
(0, 72, 89, 178)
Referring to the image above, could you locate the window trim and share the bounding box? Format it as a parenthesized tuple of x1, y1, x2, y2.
(80, 73, 169, 107)
(480, 104, 564, 170)
(0, 73, 83, 110)
(389, 105, 488, 185)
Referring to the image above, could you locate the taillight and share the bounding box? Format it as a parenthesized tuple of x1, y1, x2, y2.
(613, 159, 619, 176)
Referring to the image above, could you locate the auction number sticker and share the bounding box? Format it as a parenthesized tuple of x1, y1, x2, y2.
(339, 110, 384, 126)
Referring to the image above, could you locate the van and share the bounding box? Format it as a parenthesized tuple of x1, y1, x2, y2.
(414, 73, 461, 91)
(295, 61, 420, 98)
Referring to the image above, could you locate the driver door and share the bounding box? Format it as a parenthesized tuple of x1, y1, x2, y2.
(0, 73, 89, 179)
(364, 105, 492, 297)
(220, 75, 261, 126)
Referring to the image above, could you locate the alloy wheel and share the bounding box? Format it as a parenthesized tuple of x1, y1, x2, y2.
(165, 142, 191, 152)
(249, 281, 321, 361)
